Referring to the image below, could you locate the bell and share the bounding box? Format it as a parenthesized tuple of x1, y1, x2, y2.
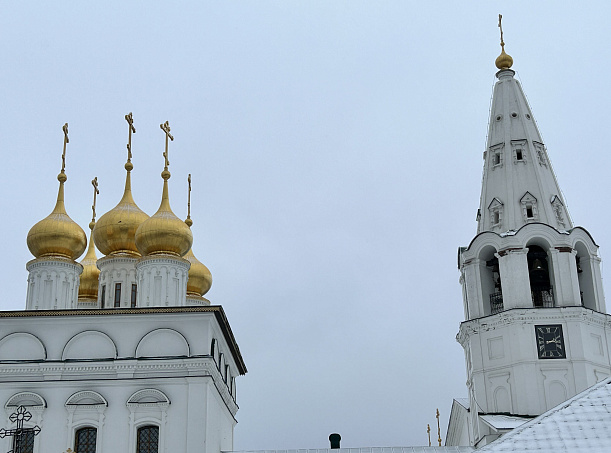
(531, 259, 544, 271)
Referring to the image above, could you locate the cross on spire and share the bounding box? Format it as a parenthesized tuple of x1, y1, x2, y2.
(160, 121, 174, 170)
(498, 14, 505, 50)
(0, 406, 41, 453)
(91, 177, 99, 224)
(187, 174, 192, 222)
(61, 123, 69, 173)
(125, 112, 136, 163)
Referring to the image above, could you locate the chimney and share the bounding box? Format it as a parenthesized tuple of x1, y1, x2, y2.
(329, 433, 341, 449)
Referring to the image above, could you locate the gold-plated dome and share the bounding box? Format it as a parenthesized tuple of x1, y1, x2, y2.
(27, 172, 87, 260)
(495, 49, 513, 70)
(93, 163, 149, 256)
(135, 171, 193, 257)
(78, 223, 100, 301)
(184, 246, 213, 297)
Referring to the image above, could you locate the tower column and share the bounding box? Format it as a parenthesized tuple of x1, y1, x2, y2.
(97, 256, 138, 308)
(462, 259, 485, 319)
(549, 248, 581, 307)
(497, 248, 530, 309)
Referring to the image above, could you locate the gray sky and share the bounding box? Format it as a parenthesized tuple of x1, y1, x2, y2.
(2, 1, 611, 449)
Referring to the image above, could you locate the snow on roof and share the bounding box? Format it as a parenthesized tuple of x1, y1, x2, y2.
(480, 377, 611, 452)
(230, 448, 474, 453)
(480, 415, 531, 431)
(454, 398, 470, 410)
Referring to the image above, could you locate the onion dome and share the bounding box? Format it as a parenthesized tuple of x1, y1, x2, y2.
(184, 218, 212, 297)
(495, 49, 513, 70)
(27, 171, 87, 260)
(78, 221, 100, 301)
(135, 170, 193, 257)
(93, 162, 149, 256)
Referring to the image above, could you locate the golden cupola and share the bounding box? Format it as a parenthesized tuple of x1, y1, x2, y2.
(27, 123, 87, 261)
(93, 113, 149, 256)
(135, 121, 193, 257)
(78, 179, 101, 302)
(184, 175, 212, 300)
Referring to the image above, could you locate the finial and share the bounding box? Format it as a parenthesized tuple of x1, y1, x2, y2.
(160, 121, 174, 179)
(125, 112, 136, 171)
(436, 408, 442, 446)
(59, 123, 69, 182)
(427, 424, 431, 447)
(185, 173, 193, 227)
(495, 14, 513, 70)
(90, 177, 99, 230)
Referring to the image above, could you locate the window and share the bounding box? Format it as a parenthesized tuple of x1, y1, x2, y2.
(210, 339, 216, 358)
(131, 284, 138, 308)
(101, 285, 106, 306)
(137, 426, 159, 453)
(526, 205, 534, 218)
(114, 283, 121, 308)
(493, 151, 501, 166)
(516, 149, 523, 160)
(74, 427, 97, 453)
(13, 430, 35, 453)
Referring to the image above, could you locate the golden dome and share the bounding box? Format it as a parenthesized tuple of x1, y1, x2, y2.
(184, 218, 212, 297)
(78, 222, 100, 301)
(135, 170, 193, 257)
(93, 162, 149, 256)
(495, 48, 513, 70)
(27, 172, 87, 260)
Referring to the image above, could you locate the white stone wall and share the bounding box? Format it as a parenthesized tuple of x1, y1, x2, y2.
(0, 310, 243, 453)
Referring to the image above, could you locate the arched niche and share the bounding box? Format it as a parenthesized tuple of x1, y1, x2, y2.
(0, 333, 46, 361)
(127, 389, 170, 406)
(6, 392, 46, 409)
(65, 390, 108, 407)
(135, 329, 189, 358)
(62, 331, 117, 360)
(526, 238, 555, 308)
(478, 245, 501, 316)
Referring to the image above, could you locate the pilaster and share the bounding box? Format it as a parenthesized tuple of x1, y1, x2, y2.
(497, 248, 530, 309)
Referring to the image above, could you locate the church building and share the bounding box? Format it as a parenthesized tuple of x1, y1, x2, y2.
(446, 18, 611, 448)
(2, 16, 611, 453)
(0, 118, 246, 453)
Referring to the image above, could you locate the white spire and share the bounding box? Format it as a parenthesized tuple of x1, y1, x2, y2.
(477, 69, 571, 233)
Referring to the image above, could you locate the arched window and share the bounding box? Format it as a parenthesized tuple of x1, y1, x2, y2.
(528, 245, 554, 307)
(210, 339, 216, 358)
(137, 425, 159, 453)
(74, 427, 97, 453)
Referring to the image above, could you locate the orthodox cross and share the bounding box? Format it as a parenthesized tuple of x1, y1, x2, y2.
(0, 406, 41, 453)
(187, 174, 192, 222)
(61, 123, 69, 172)
(125, 112, 136, 162)
(498, 14, 506, 50)
(426, 424, 431, 447)
(91, 177, 99, 223)
(160, 121, 174, 170)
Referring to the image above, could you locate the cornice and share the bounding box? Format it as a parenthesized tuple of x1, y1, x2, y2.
(0, 306, 247, 375)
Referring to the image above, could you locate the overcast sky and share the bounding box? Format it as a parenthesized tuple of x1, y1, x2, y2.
(2, 1, 611, 450)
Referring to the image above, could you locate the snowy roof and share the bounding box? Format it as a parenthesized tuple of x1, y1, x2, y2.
(454, 398, 470, 410)
(480, 415, 531, 431)
(480, 377, 611, 452)
(230, 448, 474, 453)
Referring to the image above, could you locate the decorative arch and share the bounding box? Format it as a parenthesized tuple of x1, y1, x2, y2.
(65, 391, 107, 407)
(5, 392, 46, 409)
(135, 329, 189, 358)
(62, 331, 117, 360)
(127, 389, 170, 406)
(0, 333, 46, 361)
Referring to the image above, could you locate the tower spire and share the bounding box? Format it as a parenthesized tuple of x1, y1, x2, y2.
(495, 14, 513, 70)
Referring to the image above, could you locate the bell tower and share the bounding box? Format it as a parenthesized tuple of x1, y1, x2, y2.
(453, 17, 611, 447)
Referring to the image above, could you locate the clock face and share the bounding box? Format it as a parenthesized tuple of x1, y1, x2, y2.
(535, 325, 566, 359)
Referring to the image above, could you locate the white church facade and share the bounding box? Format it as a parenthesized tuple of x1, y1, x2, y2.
(0, 119, 246, 453)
